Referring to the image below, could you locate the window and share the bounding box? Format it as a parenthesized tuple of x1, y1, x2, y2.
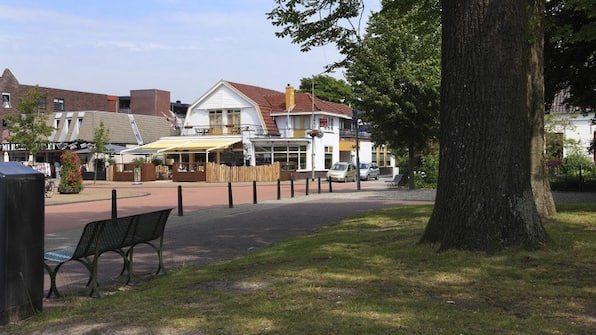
(226, 109, 241, 126)
(2, 93, 10, 108)
(38, 97, 47, 110)
(255, 144, 307, 169)
(209, 110, 223, 135)
(325, 146, 333, 169)
(53, 98, 65, 111)
(293, 116, 310, 130)
(373, 145, 392, 167)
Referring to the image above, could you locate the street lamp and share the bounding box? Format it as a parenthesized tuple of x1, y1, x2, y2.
(353, 109, 361, 191)
(311, 76, 318, 181)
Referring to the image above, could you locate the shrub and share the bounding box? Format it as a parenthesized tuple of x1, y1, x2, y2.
(58, 150, 84, 194)
(415, 153, 439, 188)
(558, 152, 595, 177)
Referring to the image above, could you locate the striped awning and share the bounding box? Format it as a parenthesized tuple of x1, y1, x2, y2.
(122, 137, 242, 154)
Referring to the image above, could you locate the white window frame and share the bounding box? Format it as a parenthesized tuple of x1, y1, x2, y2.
(2, 93, 10, 108)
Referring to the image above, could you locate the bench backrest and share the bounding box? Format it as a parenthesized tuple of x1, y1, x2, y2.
(69, 208, 172, 260)
(130, 208, 172, 245)
(98, 215, 137, 253)
(70, 218, 111, 260)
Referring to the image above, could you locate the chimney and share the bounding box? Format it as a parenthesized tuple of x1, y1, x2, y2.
(285, 84, 295, 111)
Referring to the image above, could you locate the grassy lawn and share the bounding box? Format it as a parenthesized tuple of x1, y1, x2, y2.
(7, 203, 596, 334)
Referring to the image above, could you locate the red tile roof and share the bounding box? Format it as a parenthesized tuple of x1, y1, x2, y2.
(226, 81, 352, 136)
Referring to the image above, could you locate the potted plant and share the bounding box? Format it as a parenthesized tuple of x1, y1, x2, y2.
(132, 157, 145, 184)
(58, 150, 84, 194)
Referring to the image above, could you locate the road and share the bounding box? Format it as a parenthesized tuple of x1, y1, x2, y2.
(44, 179, 386, 233)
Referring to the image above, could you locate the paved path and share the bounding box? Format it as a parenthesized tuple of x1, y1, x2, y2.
(44, 178, 436, 297)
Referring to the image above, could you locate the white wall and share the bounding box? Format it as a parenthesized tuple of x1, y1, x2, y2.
(550, 112, 595, 159)
(183, 84, 259, 135)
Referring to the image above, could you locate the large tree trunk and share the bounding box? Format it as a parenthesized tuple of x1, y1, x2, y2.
(528, 0, 557, 218)
(420, 0, 548, 252)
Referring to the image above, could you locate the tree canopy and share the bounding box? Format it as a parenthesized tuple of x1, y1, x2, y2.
(298, 75, 354, 104)
(346, 0, 441, 188)
(4, 86, 54, 162)
(544, 0, 596, 110)
(267, 0, 369, 69)
(91, 121, 110, 184)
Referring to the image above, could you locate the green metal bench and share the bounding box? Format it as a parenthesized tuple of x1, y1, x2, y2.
(122, 208, 172, 282)
(44, 208, 173, 298)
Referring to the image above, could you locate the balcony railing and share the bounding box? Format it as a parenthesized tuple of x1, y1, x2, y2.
(339, 128, 371, 139)
(182, 124, 266, 136)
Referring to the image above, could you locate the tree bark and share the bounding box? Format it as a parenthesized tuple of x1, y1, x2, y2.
(528, 0, 557, 218)
(420, 0, 548, 252)
(408, 141, 416, 190)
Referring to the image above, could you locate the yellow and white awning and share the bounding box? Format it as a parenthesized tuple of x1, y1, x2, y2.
(122, 137, 242, 154)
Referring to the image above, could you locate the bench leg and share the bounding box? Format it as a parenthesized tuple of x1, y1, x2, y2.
(125, 248, 136, 285)
(88, 257, 101, 298)
(44, 262, 62, 298)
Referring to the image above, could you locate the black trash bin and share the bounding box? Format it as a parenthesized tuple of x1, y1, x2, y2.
(0, 162, 44, 324)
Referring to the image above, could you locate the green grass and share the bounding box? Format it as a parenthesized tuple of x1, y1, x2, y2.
(7, 203, 596, 334)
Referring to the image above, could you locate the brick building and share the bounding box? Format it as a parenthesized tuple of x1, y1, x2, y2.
(0, 68, 188, 165)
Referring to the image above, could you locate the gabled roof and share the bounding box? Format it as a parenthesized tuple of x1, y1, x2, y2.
(264, 91, 352, 118)
(226, 81, 282, 136)
(225, 81, 353, 135)
(49, 111, 172, 145)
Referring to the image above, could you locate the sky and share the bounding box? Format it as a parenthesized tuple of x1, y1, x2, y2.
(1, 0, 378, 104)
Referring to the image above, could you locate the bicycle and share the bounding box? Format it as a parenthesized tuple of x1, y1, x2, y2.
(45, 177, 55, 198)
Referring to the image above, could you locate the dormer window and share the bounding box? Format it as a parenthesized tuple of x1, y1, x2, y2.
(2, 93, 10, 108)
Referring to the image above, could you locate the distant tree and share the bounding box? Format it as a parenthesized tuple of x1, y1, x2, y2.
(346, 0, 441, 189)
(544, 0, 595, 110)
(4, 86, 54, 163)
(91, 121, 110, 184)
(298, 75, 354, 104)
(544, 0, 595, 161)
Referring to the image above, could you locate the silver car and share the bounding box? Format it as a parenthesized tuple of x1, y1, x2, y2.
(326, 162, 357, 182)
(359, 162, 379, 181)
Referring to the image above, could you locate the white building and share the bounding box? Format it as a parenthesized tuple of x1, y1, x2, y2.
(136, 80, 392, 178)
(548, 91, 595, 162)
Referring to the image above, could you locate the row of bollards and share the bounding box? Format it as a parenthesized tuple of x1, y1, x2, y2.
(110, 177, 336, 218)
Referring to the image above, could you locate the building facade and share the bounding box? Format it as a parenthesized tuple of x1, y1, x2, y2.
(0, 68, 183, 166)
(134, 80, 391, 178)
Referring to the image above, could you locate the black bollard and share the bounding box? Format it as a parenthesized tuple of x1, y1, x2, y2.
(317, 177, 321, 194)
(253, 180, 257, 204)
(228, 182, 233, 208)
(305, 178, 309, 196)
(290, 177, 295, 198)
(111, 189, 117, 219)
(177, 185, 183, 216)
(277, 179, 281, 200)
(328, 179, 333, 193)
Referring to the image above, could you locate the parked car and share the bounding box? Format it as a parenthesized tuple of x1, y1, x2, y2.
(359, 162, 380, 181)
(326, 162, 357, 182)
